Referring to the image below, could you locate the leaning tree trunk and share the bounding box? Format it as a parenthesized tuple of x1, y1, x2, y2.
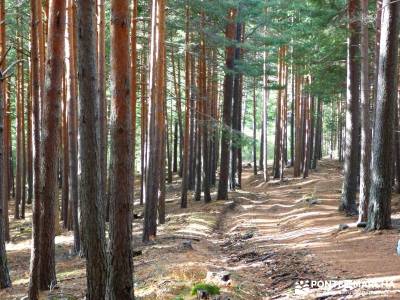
(367, 0, 400, 230)
(76, 0, 108, 298)
(39, 0, 66, 289)
(340, 0, 361, 215)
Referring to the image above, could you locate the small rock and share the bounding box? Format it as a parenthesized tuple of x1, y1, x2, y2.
(338, 224, 349, 231)
(220, 271, 231, 282)
(241, 232, 254, 240)
(356, 222, 367, 228)
(133, 250, 142, 257)
(197, 289, 209, 299)
(180, 240, 193, 250)
(207, 271, 231, 285)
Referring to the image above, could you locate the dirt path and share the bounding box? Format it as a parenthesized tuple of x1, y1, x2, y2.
(133, 160, 400, 299)
(218, 160, 400, 299)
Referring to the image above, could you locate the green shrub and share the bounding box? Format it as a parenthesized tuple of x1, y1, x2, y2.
(191, 283, 220, 296)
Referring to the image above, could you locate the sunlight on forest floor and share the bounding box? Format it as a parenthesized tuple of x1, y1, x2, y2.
(1, 160, 400, 299)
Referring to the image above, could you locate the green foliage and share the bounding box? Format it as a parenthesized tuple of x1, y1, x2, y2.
(191, 283, 220, 296)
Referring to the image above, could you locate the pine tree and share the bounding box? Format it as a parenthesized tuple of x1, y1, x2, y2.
(367, 0, 400, 230)
(76, 0, 107, 298)
(39, 0, 66, 289)
(217, 8, 236, 200)
(108, 0, 134, 298)
(340, 0, 360, 215)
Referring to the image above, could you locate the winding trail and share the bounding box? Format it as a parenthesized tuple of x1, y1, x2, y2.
(134, 159, 400, 299)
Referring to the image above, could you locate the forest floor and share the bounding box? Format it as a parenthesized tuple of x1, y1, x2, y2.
(1, 160, 400, 299)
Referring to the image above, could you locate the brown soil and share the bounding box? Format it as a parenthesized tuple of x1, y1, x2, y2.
(1, 160, 400, 299)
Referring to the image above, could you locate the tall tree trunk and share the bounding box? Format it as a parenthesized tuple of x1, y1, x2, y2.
(340, 0, 361, 215)
(290, 62, 295, 167)
(309, 95, 315, 169)
(39, 0, 66, 289)
(253, 78, 257, 175)
(15, 32, 22, 220)
(166, 106, 172, 184)
(131, 0, 138, 193)
(358, 0, 371, 223)
(200, 11, 211, 202)
(262, 36, 269, 181)
(66, 0, 80, 252)
(61, 72, 69, 228)
(140, 50, 147, 206)
(217, 8, 236, 200)
(337, 98, 343, 163)
(395, 94, 400, 193)
(273, 48, 282, 179)
(294, 72, 302, 177)
(188, 53, 196, 191)
(21, 58, 26, 219)
(171, 47, 183, 175)
(157, 7, 167, 224)
(143, 0, 166, 242)
(0, 0, 8, 242)
(97, 0, 107, 220)
(76, 0, 108, 298)
(373, 0, 383, 119)
(210, 54, 219, 186)
(0, 41, 11, 290)
(28, 0, 43, 297)
(173, 121, 178, 173)
(194, 95, 202, 201)
(108, 0, 134, 297)
(231, 21, 242, 189)
(367, 0, 400, 230)
(303, 78, 311, 178)
(27, 28, 33, 210)
(180, 5, 191, 208)
(282, 50, 288, 170)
